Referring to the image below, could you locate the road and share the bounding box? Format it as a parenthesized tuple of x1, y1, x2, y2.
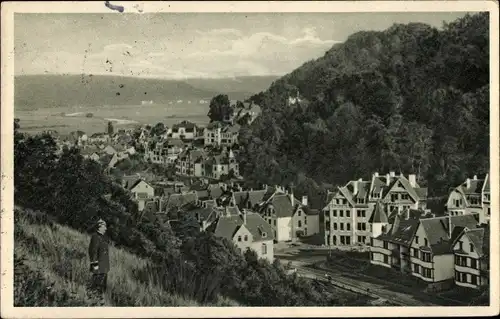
(276, 253, 437, 306)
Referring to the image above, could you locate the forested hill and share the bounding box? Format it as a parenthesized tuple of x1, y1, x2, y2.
(239, 13, 489, 205)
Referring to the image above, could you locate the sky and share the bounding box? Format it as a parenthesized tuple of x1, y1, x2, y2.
(15, 12, 470, 79)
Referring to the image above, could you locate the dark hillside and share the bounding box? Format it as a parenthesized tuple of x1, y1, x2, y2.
(241, 13, 489, 201)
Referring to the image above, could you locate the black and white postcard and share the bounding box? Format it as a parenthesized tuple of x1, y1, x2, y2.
(1, 1, 499, 318)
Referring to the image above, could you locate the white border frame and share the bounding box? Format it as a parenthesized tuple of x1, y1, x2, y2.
(1, 1, 499, 318)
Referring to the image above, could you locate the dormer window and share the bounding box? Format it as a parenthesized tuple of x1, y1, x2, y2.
(470, 243, 474, 252)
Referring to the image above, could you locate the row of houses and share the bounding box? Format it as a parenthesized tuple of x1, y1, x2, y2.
(175, 147, 241, 180)
(370, 211, 489, 291)
(322, 172, 491, 248)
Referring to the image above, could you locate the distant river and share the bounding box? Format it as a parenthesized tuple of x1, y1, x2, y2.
(15, 102, 211, 135)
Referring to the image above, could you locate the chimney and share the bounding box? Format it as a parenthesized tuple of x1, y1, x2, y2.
(374, 172, 379, 177)
(242, 210, 247, 224)
(390, 171, 395, 178)
(302, 196, 308, 206)
(466, 178, 471, 189)
(353, 181, 359, 195)
(473, 175, 477, 180)
(408, 174, 417, 188)
(386, 174, 391, 186)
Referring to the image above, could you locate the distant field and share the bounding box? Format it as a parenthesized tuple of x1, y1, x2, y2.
(15, 102, 211, 135)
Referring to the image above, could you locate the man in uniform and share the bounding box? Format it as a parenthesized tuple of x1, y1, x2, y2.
(88, 218, 110, 301)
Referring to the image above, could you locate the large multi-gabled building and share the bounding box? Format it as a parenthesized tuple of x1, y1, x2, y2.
(446, 173, 490, 224)
(322, 172, 428, 247)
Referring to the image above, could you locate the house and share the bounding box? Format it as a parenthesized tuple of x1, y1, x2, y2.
(322, 172, 428, 248)
(370, 208, 433, 273)
(206, 208, 275, 262)
(446, 173, 490, 224)
(203, 149, 239, 180)
(230, 189, 268, 211)
(204, 121, 240, 147)
(171, 121, 197, 140)
(452, 224, 490, 289)
(88, 132, 109, 144)
(175, 148, 206, 177)
(409, 213, 480, 291)
(259, 187, 319, 242)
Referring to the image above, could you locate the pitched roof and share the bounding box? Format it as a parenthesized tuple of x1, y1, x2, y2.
(459, 178, 485, 195)
(122, 174, 141, 190)
(166, 192, 198, 208)
(420, 214, 480, 255)
(378, 218, 419, 245)
(369, 201, 388, 223)
(209, 212, 274, 242)
(268, 194, 294, 218)
(173, 120, 196, 130)
(167, 139, 185, 147)
(208, 184, 224, 199)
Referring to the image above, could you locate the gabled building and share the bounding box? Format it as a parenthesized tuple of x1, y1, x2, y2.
(452, 224, 489, 289)
(203, 149, 239, 180)
(409, 213, 480, 291)
(370, 208, 433, 273)
(175, 148, 206, 177)
(171, 121, 197, 140)
(204, 121, 240, 147)
(259, 188, 319, 242)
(322, 172, 428, 248)
(206, 209, 275, 262)
(446, 174, 490, 224)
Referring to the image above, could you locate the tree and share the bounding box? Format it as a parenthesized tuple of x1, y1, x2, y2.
(208, 94, 232, 122)
(151, 122, 166, 136)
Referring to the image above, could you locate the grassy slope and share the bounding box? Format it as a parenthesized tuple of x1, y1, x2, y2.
(14, 210, 238, 307)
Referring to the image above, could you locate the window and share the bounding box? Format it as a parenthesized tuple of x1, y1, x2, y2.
(421, 252, 432, 262)
(383, 255, 389, 264)
(298, 211, 302, 217)
(362, 223, 366, 231)
(402, 194, 410, 200)
(346, 223, 351, 231)
(262, 243, 267, 254)
(333, 236, 337, 245)
(424, 238, 428, 246)
(346, 236, 351, 245)
(415, 236, 419, 245)
(333, 210, 337, 217)
(370, 252, 374, 260)
(340, 236, 345, 245)
(244, 235, 248, 241)
(370, 238, 374, 246)
(414, 264, 420, 273)
(458, 241, 463, 250)
(391, 194, 398, 202)
(471, 275, 478, 285)
(470, 243, 474, 253)
(298, 220, 302, 227)
(471, 258, 477, 269)
(262, 232, 267, 238)
(340, 223, 344, 231)
(357, 223, 361, 230)
(413, 248, 419, 258)
(422, 268, 432, 278)
(274, 220, 276, 226)
(358, 236, 362, 243)
(346, 210, 351, 217)
(340, 210, 344, 217)
(238, 236, 242, 242)
(304, 217, 307, 225)
(454, 199, 460, 207)
(361, 210, 366, 217)
(383, 241, 388, 249)
(334, 223, 338, 230)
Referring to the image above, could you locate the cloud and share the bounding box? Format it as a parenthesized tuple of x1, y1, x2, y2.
(196, 28, 243, 37)
(16, 28, 340, 79)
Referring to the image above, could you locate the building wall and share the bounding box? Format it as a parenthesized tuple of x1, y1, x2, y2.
(276, 217, 292, 242)
(434, 254, 454, 282)
(453, 234, 485, 288)
(250, 239, 274, 262)
(131, 181, 155, 199)
(233, 225, 254, 252)
(370, 238, 392, 268)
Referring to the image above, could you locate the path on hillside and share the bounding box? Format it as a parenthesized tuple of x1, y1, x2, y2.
(276, 253, 436, 306)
